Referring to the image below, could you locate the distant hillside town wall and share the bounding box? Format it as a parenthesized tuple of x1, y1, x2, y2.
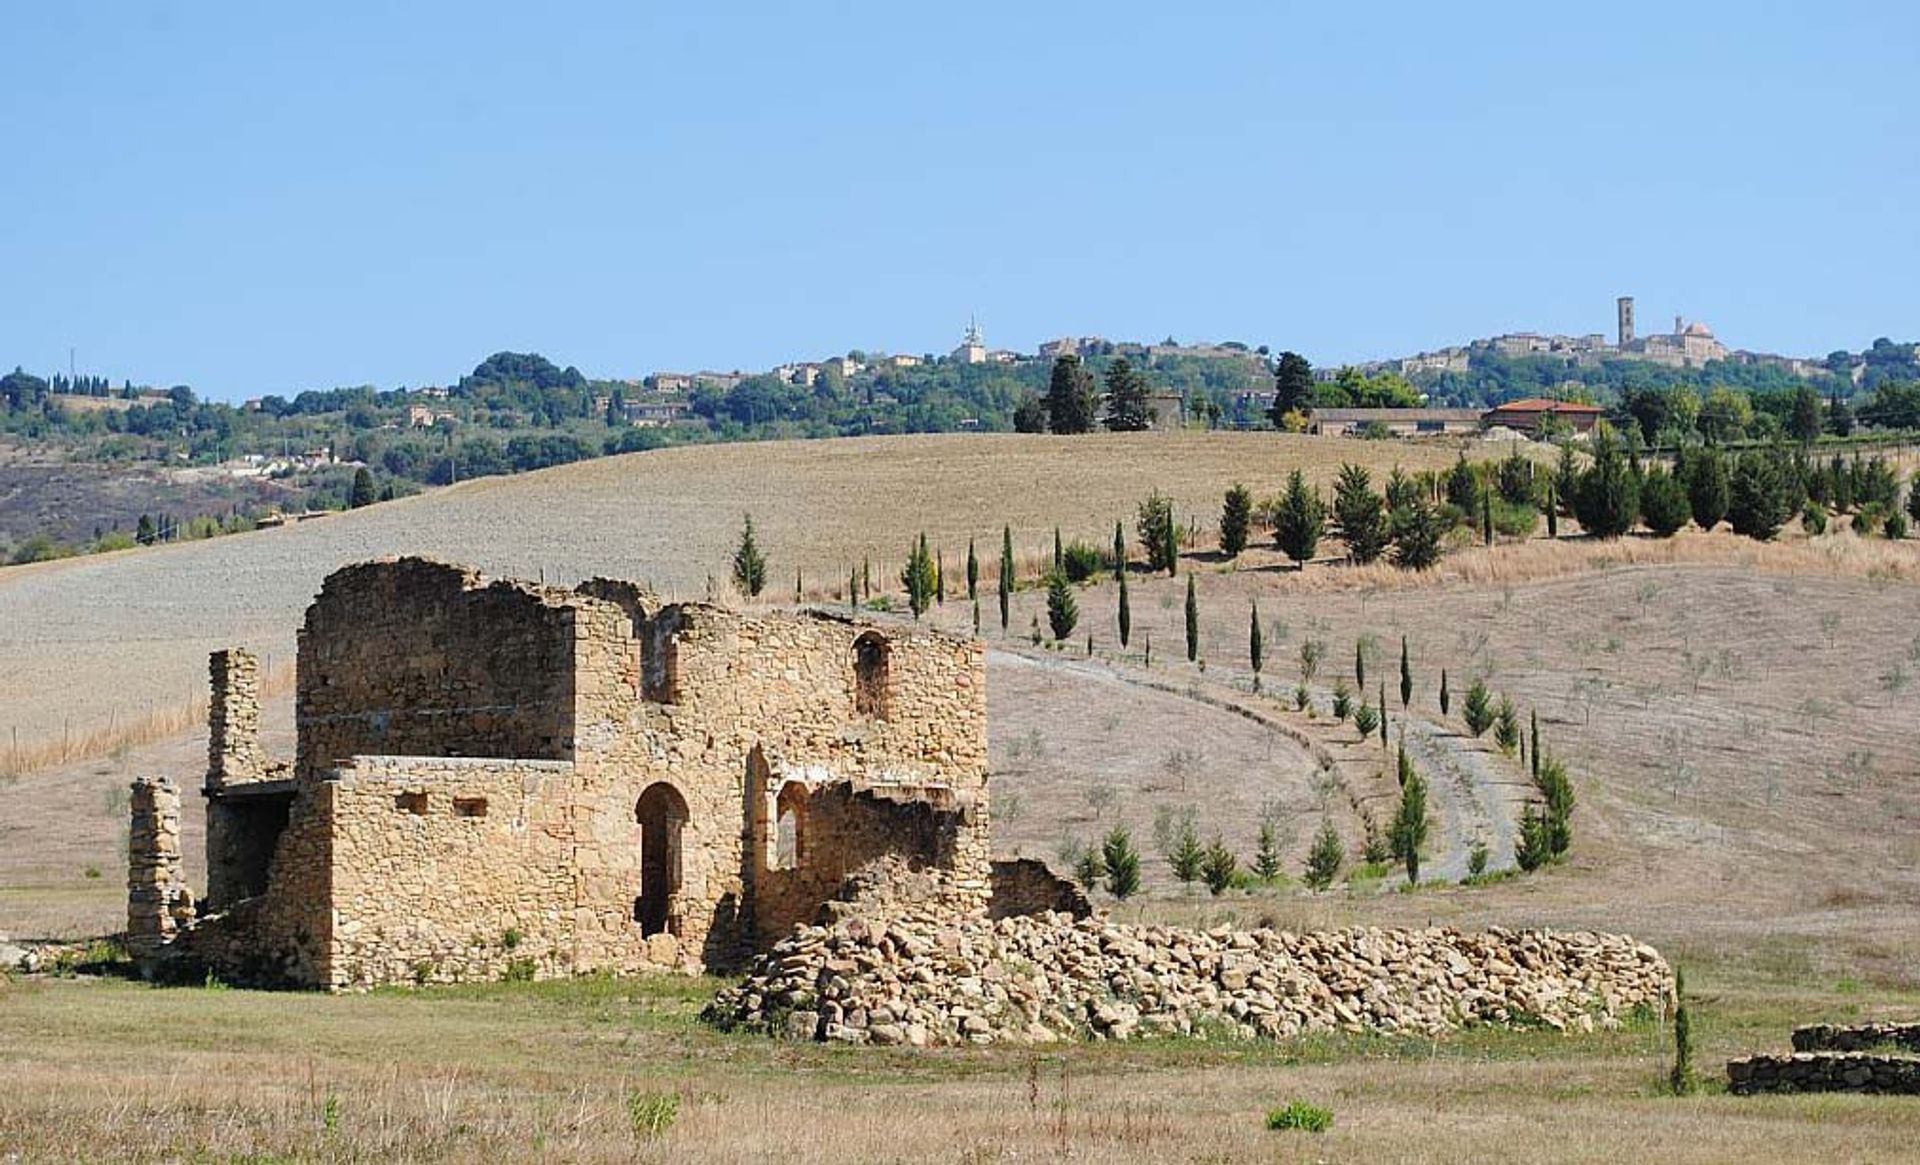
(126, 557, 1045, 989)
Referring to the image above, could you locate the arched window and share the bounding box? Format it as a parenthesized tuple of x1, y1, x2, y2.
(853, 632, 890, 719)
(773, 782, 809, 871)
(634, 782, 690, 937)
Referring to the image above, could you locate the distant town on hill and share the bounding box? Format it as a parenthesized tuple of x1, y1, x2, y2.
(3, 299, 1920, 562)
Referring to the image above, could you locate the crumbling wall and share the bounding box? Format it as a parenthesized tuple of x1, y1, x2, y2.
(127, 778, 193, 960)
(296, 559, 579, 777)
(323, 756, 586, 988)
(989, 859, 1091, 920)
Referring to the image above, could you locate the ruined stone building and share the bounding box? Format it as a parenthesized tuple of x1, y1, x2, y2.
(128, 557, 1079, 989)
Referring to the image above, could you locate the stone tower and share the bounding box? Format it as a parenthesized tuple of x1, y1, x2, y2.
(1617, 296, 1635, 347)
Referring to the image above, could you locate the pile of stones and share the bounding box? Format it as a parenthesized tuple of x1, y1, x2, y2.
(704, 908, 1672, 1047)
(1728, 1023, 1920, 1094)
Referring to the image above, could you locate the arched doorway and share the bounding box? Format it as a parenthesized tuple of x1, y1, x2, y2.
(635, 782, 690, 937)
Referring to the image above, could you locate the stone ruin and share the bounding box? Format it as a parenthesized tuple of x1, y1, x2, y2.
(124, 556, 1671, 1047)
(1729, 1023, 1920, 1094)
(128, 557, 1077, 988)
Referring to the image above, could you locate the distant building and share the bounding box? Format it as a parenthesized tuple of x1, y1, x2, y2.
(647, 373, 695, 393)
(888, 353, 923, 368)
(408, 405, 455, 429)
(626, 400, 688, 427)
(951, 319, 988, 365)
(1308, 408, 1482, 437)
(1036, 338, 1080, 361)
(1481, 398, 1605, 436)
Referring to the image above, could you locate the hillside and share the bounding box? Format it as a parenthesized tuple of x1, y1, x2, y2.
(0, 430, 1480, 763)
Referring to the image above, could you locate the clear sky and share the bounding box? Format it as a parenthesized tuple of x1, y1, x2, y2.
(5, 2, 1918, 400)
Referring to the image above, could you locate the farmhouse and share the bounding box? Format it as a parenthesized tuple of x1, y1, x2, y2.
(127, 558, 1076, 990)
(1308, 407, 1482, 437)
(1480, 398, 1605, 435)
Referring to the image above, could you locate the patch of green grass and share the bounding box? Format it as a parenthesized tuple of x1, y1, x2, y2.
(627, 1089, 679, 1139)
(1265, 1099, 1333, 1132)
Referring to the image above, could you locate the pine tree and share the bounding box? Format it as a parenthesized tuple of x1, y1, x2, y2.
(1220, 483, 1253, 559)
(1268, 351, 1315, 426)
(1389, 498, 1444, 570)
(1071, 841, 1106, 892)
(1274, 469, 1325, 567)
(732, 514, 768, 597)
(1044, 354, 1097, 434)
(1137, 490, 1178, 575)
(1102, 827, 1142, 899)
(1390, 768, 1430, 884)
(1304, 819, 1344, 890)
(1334, 463, 1390, 564)
(1446, 453, 1480, 512)
(1574, 422, 1640, 539)
(1463, 678, 1494, 737)
(1167, 819, 1204, 889)
(1117, 570, 1131, 647)
(1494, 694, 1520, 754)
(998, 526, 1013, 631)
(1103, 357, 1153, 432)
(1399, 636, 1412, 709)
(900, 533, 936, 618)
(1640, 466, 1692, 537)
(1249, 600, 1264, 685)
(1184, 575, 1199, 663)
(1254, 818, 1284, 881)
(1516, 804, 1552, 872)
(1685, 446, 1731, 531)
(1439, 669, 1451, 716)
(1046, 571, 1078, 640)
(1727, 448, 1794, 541)
(1201, 836, 1238, 896)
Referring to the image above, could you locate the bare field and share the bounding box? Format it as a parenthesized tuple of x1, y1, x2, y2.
(2, 966, 1917, 1164)
(0, 431, 1482, 765)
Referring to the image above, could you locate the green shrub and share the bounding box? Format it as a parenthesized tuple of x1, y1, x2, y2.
(1886, 509, 1909, 540)
(1802, 500, 1828, 536)
(628, 1089, 679, 1139)
(1265, 1100, 1334, 1133)
(1467, 843, 1489, 878)
(1060, 540, 1105, 583)
(501, 957, 537, 982)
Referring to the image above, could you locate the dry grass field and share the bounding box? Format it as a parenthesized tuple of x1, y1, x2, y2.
(5, 431, 1920, 1161)
(0, 431, 1481, 771)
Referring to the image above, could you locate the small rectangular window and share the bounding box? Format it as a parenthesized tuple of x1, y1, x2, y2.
(395, 792, 429, 815)
(453, 797, 488, 818)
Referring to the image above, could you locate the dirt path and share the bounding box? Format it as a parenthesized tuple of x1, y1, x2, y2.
(990, 645, 1528, 884)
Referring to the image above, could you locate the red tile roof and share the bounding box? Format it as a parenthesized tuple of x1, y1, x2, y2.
(1488, 398, 1605, 414)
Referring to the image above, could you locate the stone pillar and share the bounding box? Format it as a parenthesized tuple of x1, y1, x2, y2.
(127, 777, 192, 959)
(207, 648, 263, 792)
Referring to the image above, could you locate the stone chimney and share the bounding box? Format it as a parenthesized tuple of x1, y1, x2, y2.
(207, 649, 264, 792)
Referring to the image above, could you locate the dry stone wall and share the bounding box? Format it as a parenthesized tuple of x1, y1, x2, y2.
(706, 910, 1672, 1047)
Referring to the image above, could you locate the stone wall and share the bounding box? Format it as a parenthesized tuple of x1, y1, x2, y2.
(296, 560, 579, 777)
(988, 859, 1092, 920)
(707, 915, 1673, 1047)
(1793, 1022, 1920, 1054)
(1728, 1053, 1920, 1095)
(126, 778, 192, 959)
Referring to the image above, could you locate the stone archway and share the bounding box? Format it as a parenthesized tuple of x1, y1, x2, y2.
(635, 782, 690, 937)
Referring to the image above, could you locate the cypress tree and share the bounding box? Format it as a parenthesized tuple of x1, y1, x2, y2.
(1103, 356, 1153, 432)
(1355, 641, 1367, 689)
(1389, 498, 1444, 570)
(848, 566, 858, 612)
(972, 598, 980, 636)
(731, 514, 768, 597)
(1220, 483, 1253, 559)
(1046, 570, 1078, 640)
(998, 526, 1013, 631)
(1112, 519, 1126, 581)
(1530, 709, 1541, 779)
(1333, 463, 1390, 564)
(1167, 819, 1204, 889)
(935, 549, 945, 604)
(1201, 836, 1237, 896)
(1669, 966, 1696, 1096)
(1379, 682, 1389, 747)
(1053, 527, 1063, 573)
(1399, 635, 1412, 709)
(1255, 819, 1285, 882)
(1572, 422, 1639, 539)
(349, 467, 376, 508)
(1184, 575, 1199, 662)
(1439, 669, 1451, 716)
(900, 533, 936, 618)
(1390, 768, 1430, 884)
(795, 567, 803, 605)
(1481, 488, 1494, 547)
(1494, 693, 1520, 754)
(862, 557, 871, 601)
(1044, 354, 1097, 434)
(1249, 600, 1264, 685)
(1117, 570, 1131, 647)
(1545, 478, 1560, 538)
(1464, 678, 1494, 736)
(966, 538, 978, 601)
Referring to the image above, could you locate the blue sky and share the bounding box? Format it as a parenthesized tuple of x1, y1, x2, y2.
(4, 2, 1917, 400)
